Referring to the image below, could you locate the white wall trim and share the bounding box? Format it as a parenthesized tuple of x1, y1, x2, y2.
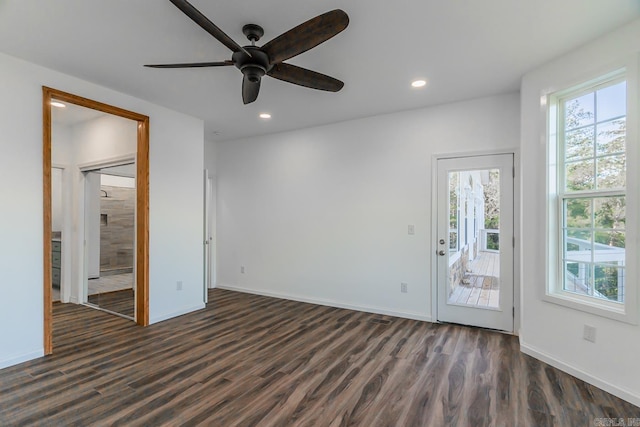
(217, 284, 433, 322)
(520, 340, 640, 407)
(149, 303, 206, 325)
(0, 350, 45, 370)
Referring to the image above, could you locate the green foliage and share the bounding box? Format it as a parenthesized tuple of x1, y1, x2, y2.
(595, 266, 620, 301)
(486, 233, 499, 250)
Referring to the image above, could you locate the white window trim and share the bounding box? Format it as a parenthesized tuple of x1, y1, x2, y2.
(544, 59, 639, 324)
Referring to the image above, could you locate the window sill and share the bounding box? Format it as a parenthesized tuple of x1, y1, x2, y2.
(542, 290, 637, 325)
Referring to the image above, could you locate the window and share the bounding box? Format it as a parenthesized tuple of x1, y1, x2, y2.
(449, 172, 459, 253)
(547, 68, 637, 322)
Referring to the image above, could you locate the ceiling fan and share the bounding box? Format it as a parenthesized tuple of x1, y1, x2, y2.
(145, 0, 349, 104)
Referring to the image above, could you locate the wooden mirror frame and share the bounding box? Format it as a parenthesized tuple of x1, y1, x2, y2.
(42, 87, 150, 354)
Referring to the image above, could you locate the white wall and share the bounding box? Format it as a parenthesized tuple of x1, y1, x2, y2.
(204, 139, 218, 176)
(53, 114, 138, 296)
(102, 174, 135, 188)
(0, 51, 205, 369)
(51, 168, 63, 232)
(214, 93, 520, 321)
(73, 114, 137, 165)
(520, 18, 640, 406)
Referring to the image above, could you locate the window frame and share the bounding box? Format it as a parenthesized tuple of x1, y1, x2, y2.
(545, 64, 639, 324)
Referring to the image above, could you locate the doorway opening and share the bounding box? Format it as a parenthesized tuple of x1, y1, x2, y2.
(84, 164, 136, 319)
(43, 87, 149, 354)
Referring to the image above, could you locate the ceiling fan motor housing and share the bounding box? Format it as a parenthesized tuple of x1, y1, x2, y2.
(233, 47, 271, 83)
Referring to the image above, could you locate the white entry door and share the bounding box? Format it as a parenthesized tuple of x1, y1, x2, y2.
(436, 154, 514, 332)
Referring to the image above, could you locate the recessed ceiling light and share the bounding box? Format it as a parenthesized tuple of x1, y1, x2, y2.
(259, 113, 271, 119)
(411, 79, 427, 88)
(51, 101, 66, 108)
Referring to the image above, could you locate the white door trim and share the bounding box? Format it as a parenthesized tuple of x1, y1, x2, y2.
(430, 149, 520, 333)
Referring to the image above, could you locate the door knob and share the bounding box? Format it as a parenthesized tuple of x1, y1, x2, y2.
(438, 250, 446, 256)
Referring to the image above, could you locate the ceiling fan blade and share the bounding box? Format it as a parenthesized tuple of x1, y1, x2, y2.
(242, 76, 261, 104)
(169, 0, 250, 56)
(144, 60, 234, 68)
(268, 63, 344, 92)
(261, 9, 349, 64)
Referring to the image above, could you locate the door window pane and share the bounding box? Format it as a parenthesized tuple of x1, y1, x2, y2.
(447, 169, 500, 310)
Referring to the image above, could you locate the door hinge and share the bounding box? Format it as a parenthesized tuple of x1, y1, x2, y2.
(512, 307, 515, 318)
(512, 166, 515, 178)
(512, 236, 515, 248)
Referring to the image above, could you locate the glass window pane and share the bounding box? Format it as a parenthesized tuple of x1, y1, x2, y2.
(594, 196, 625, 230)
(565, 126, 594, 160)
(449, 232, 457, 251)
(449, 172, 458, 252)
(564, 261, 591, 295)
(564, 198, 591, 228)
(565, 229, 591, 259)
(594, 230, 625, 249)
(594, 265, 624, 302)
(596, 118, 625, 155)
(565, 160, 594, 191)
(593, 232, 625, 269)
(565, 93, 595, 130)
(596, 155, 625, 189)
(596, 81, 626, 122)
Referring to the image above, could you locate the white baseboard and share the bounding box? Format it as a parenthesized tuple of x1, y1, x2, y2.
(520, 341, 640, 408)
(150, 303, 206, 324)
(216, 284, 432, 322)
(0, 350, 45, 370)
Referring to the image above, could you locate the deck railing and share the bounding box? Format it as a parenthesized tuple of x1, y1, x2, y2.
(564, 236, 625, 302)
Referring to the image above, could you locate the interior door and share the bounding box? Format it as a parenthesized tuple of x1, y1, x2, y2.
(204, 170, 215, 303)
(436, 154, 514, 332)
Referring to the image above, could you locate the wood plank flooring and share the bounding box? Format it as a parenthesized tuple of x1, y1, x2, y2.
(87, 289, 135, 318)
(448, 275, 500, 308)
(1, 289, 639, 426)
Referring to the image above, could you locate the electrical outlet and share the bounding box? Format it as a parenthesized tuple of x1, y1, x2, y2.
(408, 225, 415, 235)
(176, 281, 183, 291)
(583, 324, 596, 343)
(241, 266, 245, 274)
(401, 282, 408, 293)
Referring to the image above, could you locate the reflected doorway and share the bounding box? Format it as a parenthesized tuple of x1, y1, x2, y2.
(85, 165, 136, 319)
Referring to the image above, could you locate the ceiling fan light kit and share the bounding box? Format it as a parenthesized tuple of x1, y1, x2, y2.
(145, 0, 349, 104)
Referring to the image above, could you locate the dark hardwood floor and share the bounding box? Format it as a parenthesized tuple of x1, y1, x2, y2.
(1, 289, 638, 426)
(87, 289, 135, 318)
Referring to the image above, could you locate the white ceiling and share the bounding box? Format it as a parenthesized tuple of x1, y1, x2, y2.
(51, 102, 107, 126)
(1, 1, 638, 141)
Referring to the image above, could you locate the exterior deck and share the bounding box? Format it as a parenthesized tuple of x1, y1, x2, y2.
(448, 251, 500, 308)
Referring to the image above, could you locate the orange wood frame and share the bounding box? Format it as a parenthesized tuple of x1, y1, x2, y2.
(43, 87, 150, 354)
